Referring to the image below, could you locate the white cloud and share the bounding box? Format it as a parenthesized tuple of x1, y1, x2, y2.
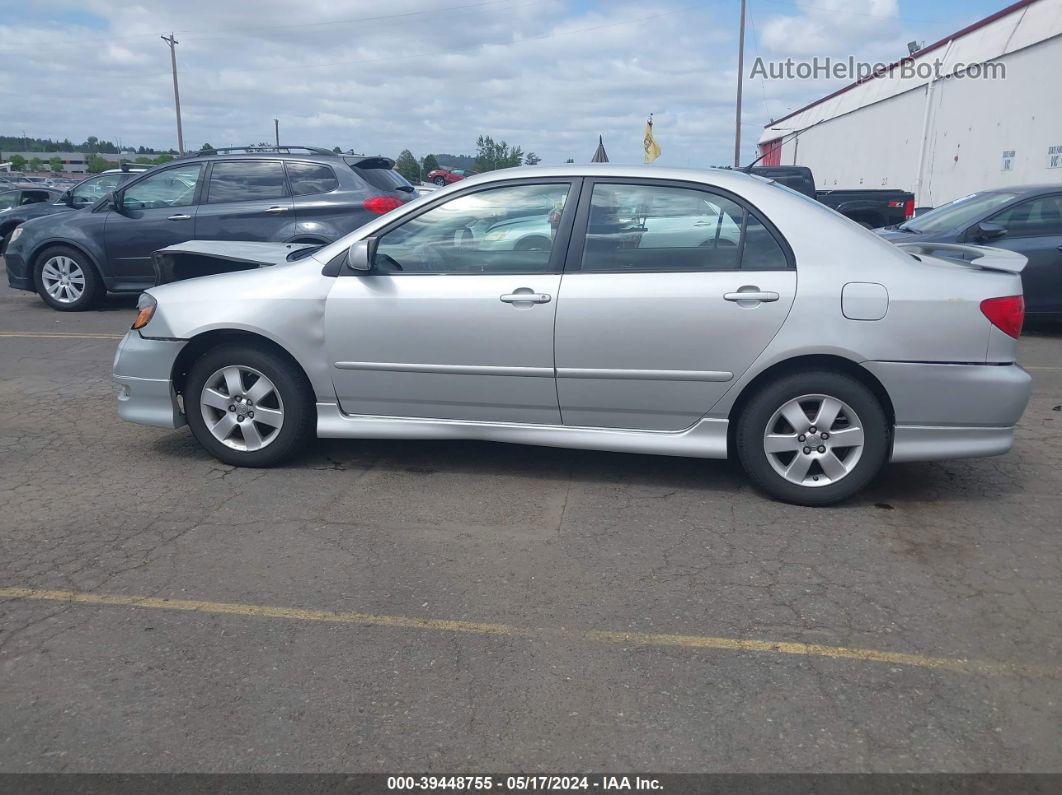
(760, 0, 901, 58)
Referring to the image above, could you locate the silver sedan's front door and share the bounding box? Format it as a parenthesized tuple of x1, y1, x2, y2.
(554, 180, 796, 431)
(324, 180, 578, 424)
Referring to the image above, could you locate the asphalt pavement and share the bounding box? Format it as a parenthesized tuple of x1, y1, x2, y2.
(1, 259, 1061, 772)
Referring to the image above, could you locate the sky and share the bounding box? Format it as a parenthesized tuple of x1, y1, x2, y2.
(0, 0, 1012, 167)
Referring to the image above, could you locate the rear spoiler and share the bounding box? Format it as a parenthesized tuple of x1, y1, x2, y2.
(894, 242, 1027, 274)
(343, 155, 396, 170)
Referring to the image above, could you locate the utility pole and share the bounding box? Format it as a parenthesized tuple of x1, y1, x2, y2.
(733, 0, 746, 167)
(161, 33, 185, 155)
(274, 118, 280, 148)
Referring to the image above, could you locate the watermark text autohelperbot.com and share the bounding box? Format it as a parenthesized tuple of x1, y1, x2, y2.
(750, 56, 1006, 81)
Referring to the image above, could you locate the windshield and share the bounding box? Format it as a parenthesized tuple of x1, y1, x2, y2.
(902, 191, 1020, 233)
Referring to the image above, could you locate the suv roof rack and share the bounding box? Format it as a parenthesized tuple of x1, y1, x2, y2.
(188, 145, 336, 158)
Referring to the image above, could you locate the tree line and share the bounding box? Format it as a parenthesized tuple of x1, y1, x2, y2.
(393, 136, 541, 183)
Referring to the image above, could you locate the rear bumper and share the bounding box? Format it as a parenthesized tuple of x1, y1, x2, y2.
(863, 361, 1032, 463)
(113, 331, 187, 429)
(891, 425, 1015, 462)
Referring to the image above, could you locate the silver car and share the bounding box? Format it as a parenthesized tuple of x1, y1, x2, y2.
(113, 165, 1032, 505)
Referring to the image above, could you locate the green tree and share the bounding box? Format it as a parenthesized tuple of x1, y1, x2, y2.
(200, 143, 214, 151)
(395, 149, 421, 183)
(564, 158, 574, 163)
(332, 146, 342, 154)
(473, 135, 523, 172)
(9, 154, 26, 171)
(420, 153, 440, 180)
(87, 153, 114, 173)
(524, 152, 541, 166)
(28, 156, 44, 172)
(151, 154, 175, 166)
(86, 135, 99, 152)
(48, 155, 64, 172)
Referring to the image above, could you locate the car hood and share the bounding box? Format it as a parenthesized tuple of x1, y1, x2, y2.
(152, 240, 320, 284)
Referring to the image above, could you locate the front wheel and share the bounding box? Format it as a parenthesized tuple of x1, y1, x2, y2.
(433, 177, 447, 186)
(735, 371, 889, 506)
(34, 245, 102, 311)
(185, 343, 315, 467)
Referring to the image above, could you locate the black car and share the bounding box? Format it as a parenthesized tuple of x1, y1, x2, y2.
(878, 185, 1062, 318)
(4, 146, 414, 310)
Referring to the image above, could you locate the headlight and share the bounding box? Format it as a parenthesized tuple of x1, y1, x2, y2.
(131, 293, 157, 330)
(9, 226, 23, 243)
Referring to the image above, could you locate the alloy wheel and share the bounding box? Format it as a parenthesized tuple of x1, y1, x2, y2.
(200, 365, 285, 451)
(762, 394, 865, 487)
(40, 256, 86, 304)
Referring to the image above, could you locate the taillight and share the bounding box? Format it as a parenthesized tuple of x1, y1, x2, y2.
(980, 295, 1024, 339)
(362, 196, 403, 215)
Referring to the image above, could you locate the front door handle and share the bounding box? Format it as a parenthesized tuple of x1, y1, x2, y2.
(167, 213, 192, 221)
(724, 289, 779, 303)
(265, 206, 290, 214)
(500, 289, 551, 305)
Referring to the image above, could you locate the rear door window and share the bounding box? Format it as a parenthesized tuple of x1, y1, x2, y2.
(286, 161, 339, 196)
(206, 160, 289, 204)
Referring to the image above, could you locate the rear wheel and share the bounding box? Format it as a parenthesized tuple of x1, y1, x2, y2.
(736, 371, 889, 506)
(434, 177, 447, 186)
(0, 227, 14, 256)
(185, 343, 315, 467)
(34, 245, 101, 311)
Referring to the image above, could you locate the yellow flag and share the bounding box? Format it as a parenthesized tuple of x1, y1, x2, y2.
(643, 116, 661, 163)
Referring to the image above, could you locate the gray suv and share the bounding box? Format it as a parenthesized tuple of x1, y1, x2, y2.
(4, 146, 414, 310)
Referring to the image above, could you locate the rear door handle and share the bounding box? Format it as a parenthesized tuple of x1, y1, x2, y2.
(724, 290, 779, 303)
(167, 214, 192, 221)
(500, 291, 551, 304)
(265, 206, 290, 214)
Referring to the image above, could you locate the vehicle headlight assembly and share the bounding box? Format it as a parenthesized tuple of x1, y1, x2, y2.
(9, 226, 23, 243)
(131, 293, 157, 330)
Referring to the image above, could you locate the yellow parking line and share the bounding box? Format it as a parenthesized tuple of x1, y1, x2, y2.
(0, 332, 123, 340)
(1025, 365, 1062, 372)
(1, 586, 1057, 679)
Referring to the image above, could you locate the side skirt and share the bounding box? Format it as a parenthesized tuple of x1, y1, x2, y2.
(316, 403, 729, 459)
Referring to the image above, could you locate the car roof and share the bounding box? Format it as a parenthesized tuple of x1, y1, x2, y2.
(451, 164, 774, 190)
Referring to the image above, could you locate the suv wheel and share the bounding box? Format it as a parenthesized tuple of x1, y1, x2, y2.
(736, 371, 889, 506)
(34, 246, 101, 311)
(185, 343, 315, 467)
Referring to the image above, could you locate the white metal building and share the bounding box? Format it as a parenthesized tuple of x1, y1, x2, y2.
(756, 0, 1062, 208)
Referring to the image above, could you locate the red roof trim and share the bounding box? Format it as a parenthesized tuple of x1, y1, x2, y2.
(764, 0, 1038, 129)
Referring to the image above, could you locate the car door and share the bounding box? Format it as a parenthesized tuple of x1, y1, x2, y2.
(324, 179, 579, 423)
(104, 163, 204, 286)
(554, 179, 796, 431)
(194, 160, 294, 241)
(977, 193, 1062, 315)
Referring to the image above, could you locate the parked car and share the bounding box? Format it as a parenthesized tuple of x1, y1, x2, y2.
(0, 168, 147, 255)
(749, 165, 915, 228)
(112, 165, 1031, 505)
(4, 146, 414, 310)
(878, 185, 1062, 318)
(427, 166, 477, 186)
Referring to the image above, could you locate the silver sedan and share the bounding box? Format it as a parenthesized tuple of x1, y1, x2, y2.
(113, 165, 1032, 505)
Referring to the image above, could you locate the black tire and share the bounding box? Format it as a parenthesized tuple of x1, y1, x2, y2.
(735, 370, 889, 506)
(0, 227, 13, 256)
(514, 235, 551, 251)
(185, 343, 315, 467)
(434, 177, 447, 186)
(33, 245, 102, 311)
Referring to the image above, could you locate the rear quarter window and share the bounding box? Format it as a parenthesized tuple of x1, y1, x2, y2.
(286, 161, 339, 196)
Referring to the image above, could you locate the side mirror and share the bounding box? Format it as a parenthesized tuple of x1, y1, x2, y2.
(976, 221, 1006, 242)
(60, 190, 73, 206)
(346, 237, 378, 272)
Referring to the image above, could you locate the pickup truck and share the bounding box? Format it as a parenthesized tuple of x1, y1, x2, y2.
(750, 165, 915, 229)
